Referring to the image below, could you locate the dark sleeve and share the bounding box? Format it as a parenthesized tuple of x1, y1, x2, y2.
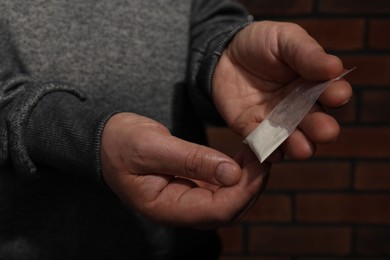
(187, 0, 252, 125)
(0, 22, 116, 180)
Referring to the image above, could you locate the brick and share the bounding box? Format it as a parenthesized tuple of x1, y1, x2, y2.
(249, 226, 351, 255)
(315, 127, 390, 159)
(356, 228, 390, 255)
(239, 0, 313, 16)
(318, 0, 390, 14)
(268, 161, 351, 190)
(355, 162, 390, 190)
(242, 194, 292, 222)
(296, 194, 390, 224)
(361, 90, 390, 123)
(369, 19, 390, 50)
(340, 56, 390, 86)
(218, 225, 244, 253)
(291, 19, 365, 51)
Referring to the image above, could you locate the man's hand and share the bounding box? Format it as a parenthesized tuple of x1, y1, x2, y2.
(213, 21, 353, 160)
(100, 112, 270, 228)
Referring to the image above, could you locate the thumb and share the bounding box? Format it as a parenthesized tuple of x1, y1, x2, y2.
(146, 135, 241, 186)
(279, 22, 344, 81)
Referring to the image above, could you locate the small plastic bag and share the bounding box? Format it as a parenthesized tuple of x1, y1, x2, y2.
(244, 68, 355, 163)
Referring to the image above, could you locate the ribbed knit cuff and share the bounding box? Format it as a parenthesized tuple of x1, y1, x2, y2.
(24, 90, 121, 181)
(197, 21, 253, 100)
(6, 82, 85, 175)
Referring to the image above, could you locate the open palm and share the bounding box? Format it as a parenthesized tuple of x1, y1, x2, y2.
(213, 21, 352, 160)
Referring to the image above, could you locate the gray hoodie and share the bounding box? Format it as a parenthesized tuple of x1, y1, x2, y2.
(0, 0, 249, 258)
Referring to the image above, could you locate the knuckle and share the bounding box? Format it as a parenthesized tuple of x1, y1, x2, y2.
(129, 138, 149, 170)
(184, 146, 205, 179)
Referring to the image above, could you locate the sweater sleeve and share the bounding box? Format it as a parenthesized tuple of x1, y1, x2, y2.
(188, 0, 252, 125)
(0, 21, 116, 180)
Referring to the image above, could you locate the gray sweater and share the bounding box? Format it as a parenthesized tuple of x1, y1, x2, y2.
(0, 0, 248, 259)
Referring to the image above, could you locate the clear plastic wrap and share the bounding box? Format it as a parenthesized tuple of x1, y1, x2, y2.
(244, 68, 355, 163)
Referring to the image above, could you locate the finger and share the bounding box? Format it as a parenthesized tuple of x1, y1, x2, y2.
(142, 135, 242, 187)
(212, 148, 271, 226)
(283, 129, 315, 160)
(230, 145, 271, 221)
(319, 79, 353, 108)
(284, 108, 340, 159)
(300, 110, 340, 144)
(148, 147, 271, 228)
(278, 22, 344, 81)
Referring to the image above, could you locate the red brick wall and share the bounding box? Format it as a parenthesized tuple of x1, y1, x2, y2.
(209, 0, 390, 259)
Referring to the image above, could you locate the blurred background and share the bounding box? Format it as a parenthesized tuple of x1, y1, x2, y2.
(208, 0, 390, 259)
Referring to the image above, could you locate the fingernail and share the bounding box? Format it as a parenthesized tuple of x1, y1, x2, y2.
(338, 97, 351, 107)
(215, 162, 239, 186)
